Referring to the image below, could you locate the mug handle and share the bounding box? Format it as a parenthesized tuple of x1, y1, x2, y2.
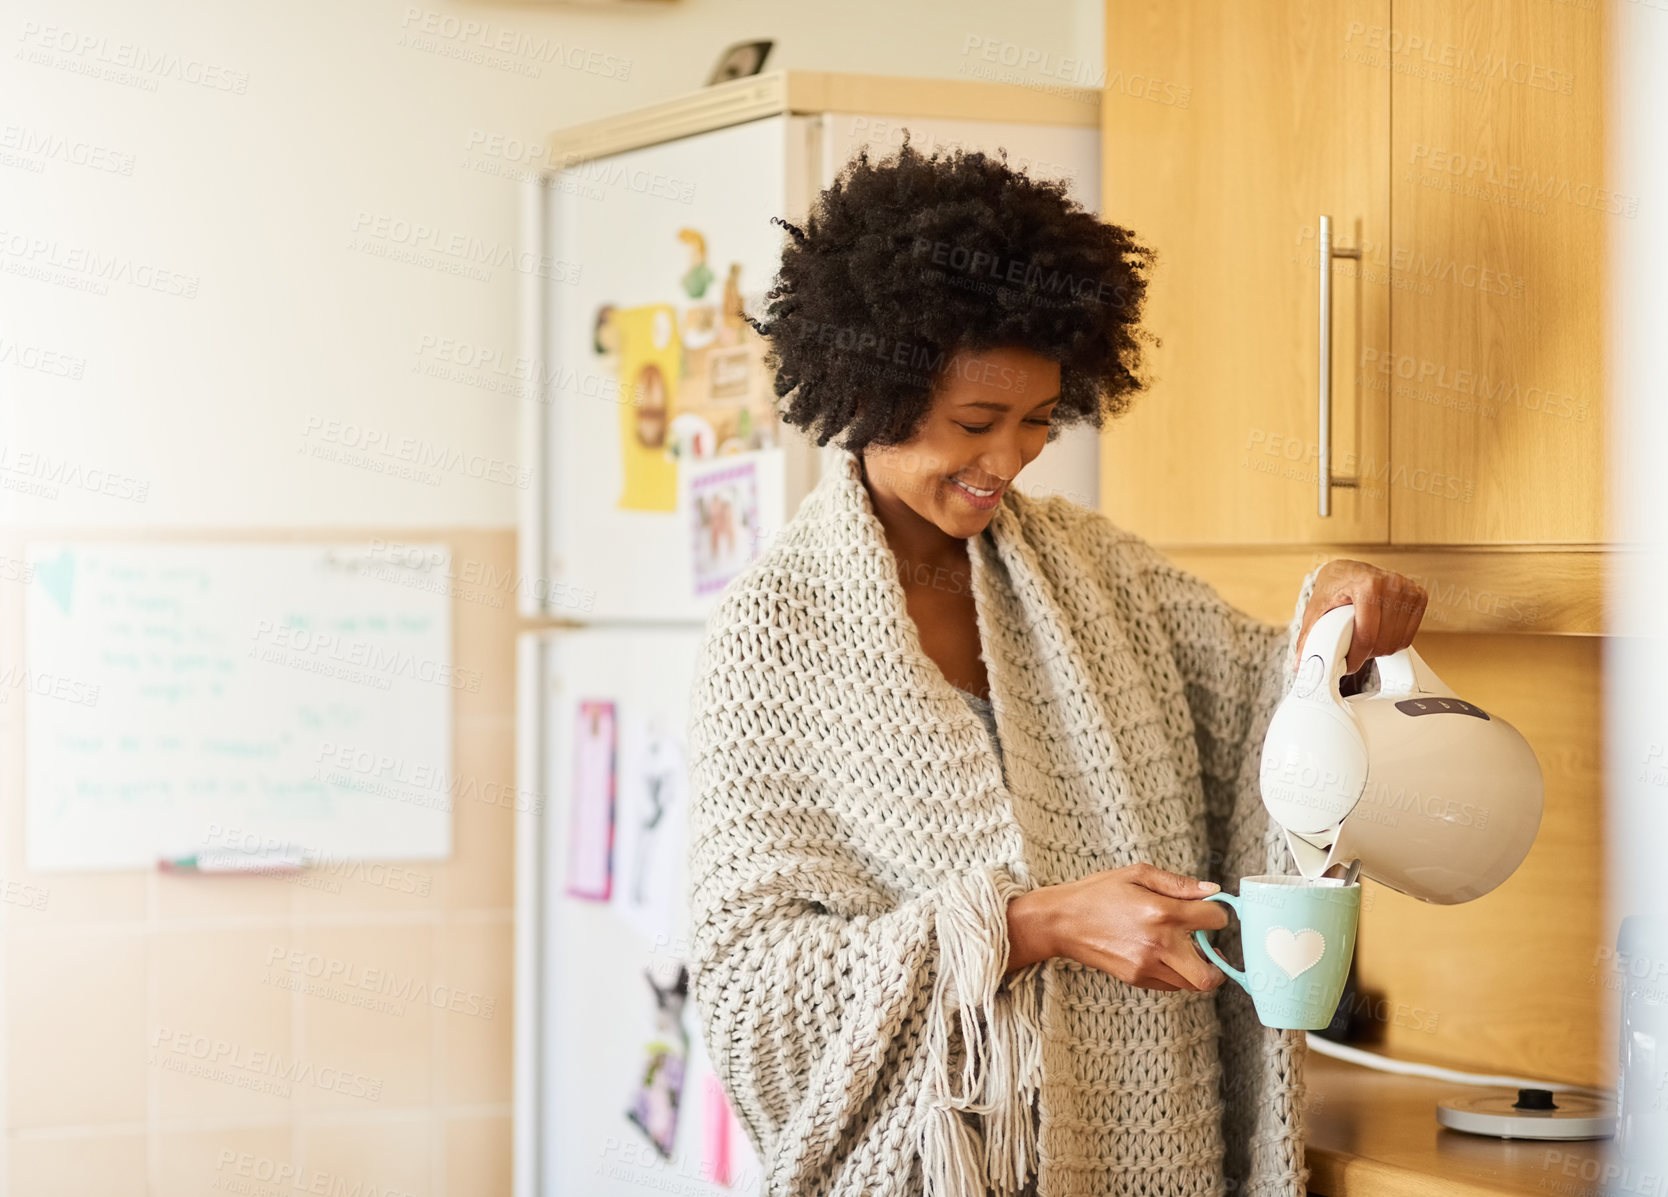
(1192, 893, 1248, 991)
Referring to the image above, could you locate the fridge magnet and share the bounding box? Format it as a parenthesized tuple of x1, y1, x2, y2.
(679, 303, 718, 353)
(689, 456, 761, 597)
(701, 1071, 733, 1186)
(614, 304, 681, 512)
(564, 699, 617, 901)
(611, 709, 689, 946)
(667, 412, 718, 461)
(625, 962, 690, 1159)
(707, 344, 755, 404)
(718, 406, 754, 456)
(677, 228, 715, 299)
(593, 303, 618, 356)
(668, 265, 779, 461)
(718, 263, 746, 347)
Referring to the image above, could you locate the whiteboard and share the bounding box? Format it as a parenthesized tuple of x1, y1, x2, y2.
(24, 542, 454, 870)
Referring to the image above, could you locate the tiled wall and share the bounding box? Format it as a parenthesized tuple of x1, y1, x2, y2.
(1, 528, 518, 1196)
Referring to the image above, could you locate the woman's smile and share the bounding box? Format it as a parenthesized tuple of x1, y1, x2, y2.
(947, 474, 1005, 509)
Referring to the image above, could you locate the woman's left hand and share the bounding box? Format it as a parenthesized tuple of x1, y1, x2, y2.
(1297, 560, 1429, 674)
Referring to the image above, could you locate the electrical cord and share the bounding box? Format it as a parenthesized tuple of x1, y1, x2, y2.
(1303, 1031, 1613, 1098)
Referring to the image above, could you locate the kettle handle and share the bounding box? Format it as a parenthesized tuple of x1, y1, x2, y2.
(1301, 602, 1433, 701)
(1374, 648, 1419, 698)
(1293, 603, 1357, 704)
(1373, 645, 1444, 699)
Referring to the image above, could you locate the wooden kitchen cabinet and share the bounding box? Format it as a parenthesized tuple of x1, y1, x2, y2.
(1100, 0, 1607, 549)
(1387, 0, 1606, 544)
(1099, 0, 1391, 546)
(1097, 0, 1615, 1102)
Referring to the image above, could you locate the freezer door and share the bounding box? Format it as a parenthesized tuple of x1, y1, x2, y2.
(528, 115, 823, 622)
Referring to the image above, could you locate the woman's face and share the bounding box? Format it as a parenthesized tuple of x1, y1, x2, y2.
(862, 345, 1062, 540)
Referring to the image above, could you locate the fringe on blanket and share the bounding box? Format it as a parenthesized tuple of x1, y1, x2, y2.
(917, 868, 1046, 1197)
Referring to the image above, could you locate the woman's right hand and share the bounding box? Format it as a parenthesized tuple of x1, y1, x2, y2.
(1043, 863, 1233, 992)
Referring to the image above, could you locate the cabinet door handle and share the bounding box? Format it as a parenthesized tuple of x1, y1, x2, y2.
(1318, 214, 1361, 517)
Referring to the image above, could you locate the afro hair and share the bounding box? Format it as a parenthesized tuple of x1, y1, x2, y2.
(747, 136, 1158, 453)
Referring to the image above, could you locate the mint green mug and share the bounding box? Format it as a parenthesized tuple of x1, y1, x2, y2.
(1192, 874, 1361, 1030)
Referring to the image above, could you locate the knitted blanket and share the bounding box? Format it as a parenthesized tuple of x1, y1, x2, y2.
(686, 446, 1323, 1197)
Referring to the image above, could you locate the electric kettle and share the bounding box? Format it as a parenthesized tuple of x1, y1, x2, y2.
(1258, 603, 1544, 904)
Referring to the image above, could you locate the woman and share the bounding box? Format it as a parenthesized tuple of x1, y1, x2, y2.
(684, 141, 1427, 1197)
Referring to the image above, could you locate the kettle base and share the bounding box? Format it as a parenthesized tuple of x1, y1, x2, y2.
(1436, 1089, 1616, 1140)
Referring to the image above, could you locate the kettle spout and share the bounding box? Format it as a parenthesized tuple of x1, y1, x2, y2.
(1283, 827, 1340, 880)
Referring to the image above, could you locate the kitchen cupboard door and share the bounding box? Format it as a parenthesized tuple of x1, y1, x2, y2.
(1388, 0, 1606, 544)
(1099, 0, 1390, 546)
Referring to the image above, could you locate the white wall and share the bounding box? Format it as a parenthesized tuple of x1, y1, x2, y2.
(1, 0, 1103, 528)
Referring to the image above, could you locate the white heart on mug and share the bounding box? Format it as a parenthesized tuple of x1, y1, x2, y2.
(1265, 927, 1326, 978)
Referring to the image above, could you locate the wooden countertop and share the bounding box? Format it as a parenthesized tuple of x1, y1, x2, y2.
(1303, 1050, 1628, 1197)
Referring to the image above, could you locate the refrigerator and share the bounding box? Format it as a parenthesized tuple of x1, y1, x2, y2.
(514, 70, 1103, 1197)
